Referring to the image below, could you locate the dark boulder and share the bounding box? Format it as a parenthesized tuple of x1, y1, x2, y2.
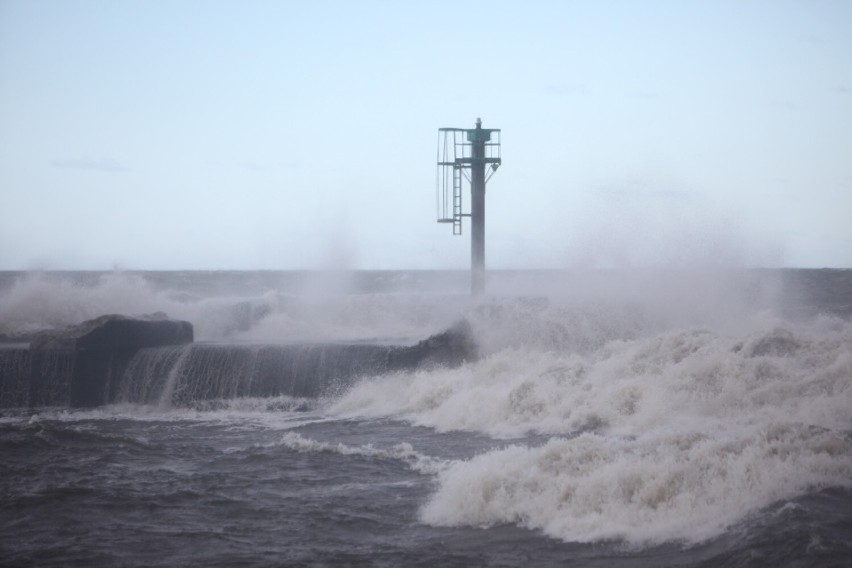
(30, 314, 193, 407)
(390, 320, 477, 370)
(30, 313, 193, 352)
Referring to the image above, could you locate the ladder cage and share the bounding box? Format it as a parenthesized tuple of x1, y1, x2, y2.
(436, 126, 501, 236)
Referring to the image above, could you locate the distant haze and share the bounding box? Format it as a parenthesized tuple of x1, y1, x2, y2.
(1, 0, 850, 269)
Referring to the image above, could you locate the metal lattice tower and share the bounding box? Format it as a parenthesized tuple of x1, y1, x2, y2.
(436, 118, 501, 295)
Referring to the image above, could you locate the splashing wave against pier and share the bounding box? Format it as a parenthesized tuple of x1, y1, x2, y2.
(1, 269, 850, 566)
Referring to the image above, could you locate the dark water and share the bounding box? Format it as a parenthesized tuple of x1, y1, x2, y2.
(3, 408, 849, 568)
(1, 270, 851, 566)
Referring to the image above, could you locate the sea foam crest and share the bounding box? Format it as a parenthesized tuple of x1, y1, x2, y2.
(421, 424, 852, 544)
(276, 432, 450, 475)
(329, 318, 852, 543)
(330, 319, 852, 437)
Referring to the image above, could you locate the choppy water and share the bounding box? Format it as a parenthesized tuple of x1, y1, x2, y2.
(1, 270, 851, 566)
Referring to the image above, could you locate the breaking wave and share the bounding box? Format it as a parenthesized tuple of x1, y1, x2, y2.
(329, 317, 852, 544)
(2, 269, 850, 545)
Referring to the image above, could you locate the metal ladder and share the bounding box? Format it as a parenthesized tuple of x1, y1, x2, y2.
(452, 166, 462, 235)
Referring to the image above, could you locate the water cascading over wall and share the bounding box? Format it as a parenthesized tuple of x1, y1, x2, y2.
(0, 315, 476, 409)
(117, 343, 400, 406)
(0, 348, 82, 408)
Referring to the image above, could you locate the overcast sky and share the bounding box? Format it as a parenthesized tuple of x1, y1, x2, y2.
(1, 0, 850, 270)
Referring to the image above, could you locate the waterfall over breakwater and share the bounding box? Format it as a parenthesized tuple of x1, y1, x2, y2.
(0, 316, 475, 409)
(0, 347, 76, 408)
(120, 342, 404, 406)
(0, 342, 442, 408)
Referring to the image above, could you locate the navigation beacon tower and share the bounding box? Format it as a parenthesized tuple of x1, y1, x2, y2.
(436, 118, 502, 296)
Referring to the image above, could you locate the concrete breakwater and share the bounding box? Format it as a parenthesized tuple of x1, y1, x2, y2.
(0, 314, 476, 408)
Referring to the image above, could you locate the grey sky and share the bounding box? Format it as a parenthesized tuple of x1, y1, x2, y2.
(1, 0, 850, 269)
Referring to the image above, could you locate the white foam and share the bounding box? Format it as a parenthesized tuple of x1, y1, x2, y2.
(421, 424, 852, 544)
(330, 319, 852, 437)
(329, 318, 852, 543)
(274, 432, 450, 475)
(13, 397, 327, 431)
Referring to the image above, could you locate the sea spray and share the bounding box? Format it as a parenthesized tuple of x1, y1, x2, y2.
(0, 271, 468, 342)
(329, 319, 852, 436)
(0, 272, 264, 340)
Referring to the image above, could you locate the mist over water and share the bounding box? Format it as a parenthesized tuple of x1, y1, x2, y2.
(0, 266, 789, 339)
(0, 270, 468, 342)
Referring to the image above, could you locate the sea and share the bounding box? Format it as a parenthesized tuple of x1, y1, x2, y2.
(0, 269, 850, 567)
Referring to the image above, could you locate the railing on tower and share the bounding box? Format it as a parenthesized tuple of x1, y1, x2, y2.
(436, 125, 501, 235)
(436, 119, 501, 296)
